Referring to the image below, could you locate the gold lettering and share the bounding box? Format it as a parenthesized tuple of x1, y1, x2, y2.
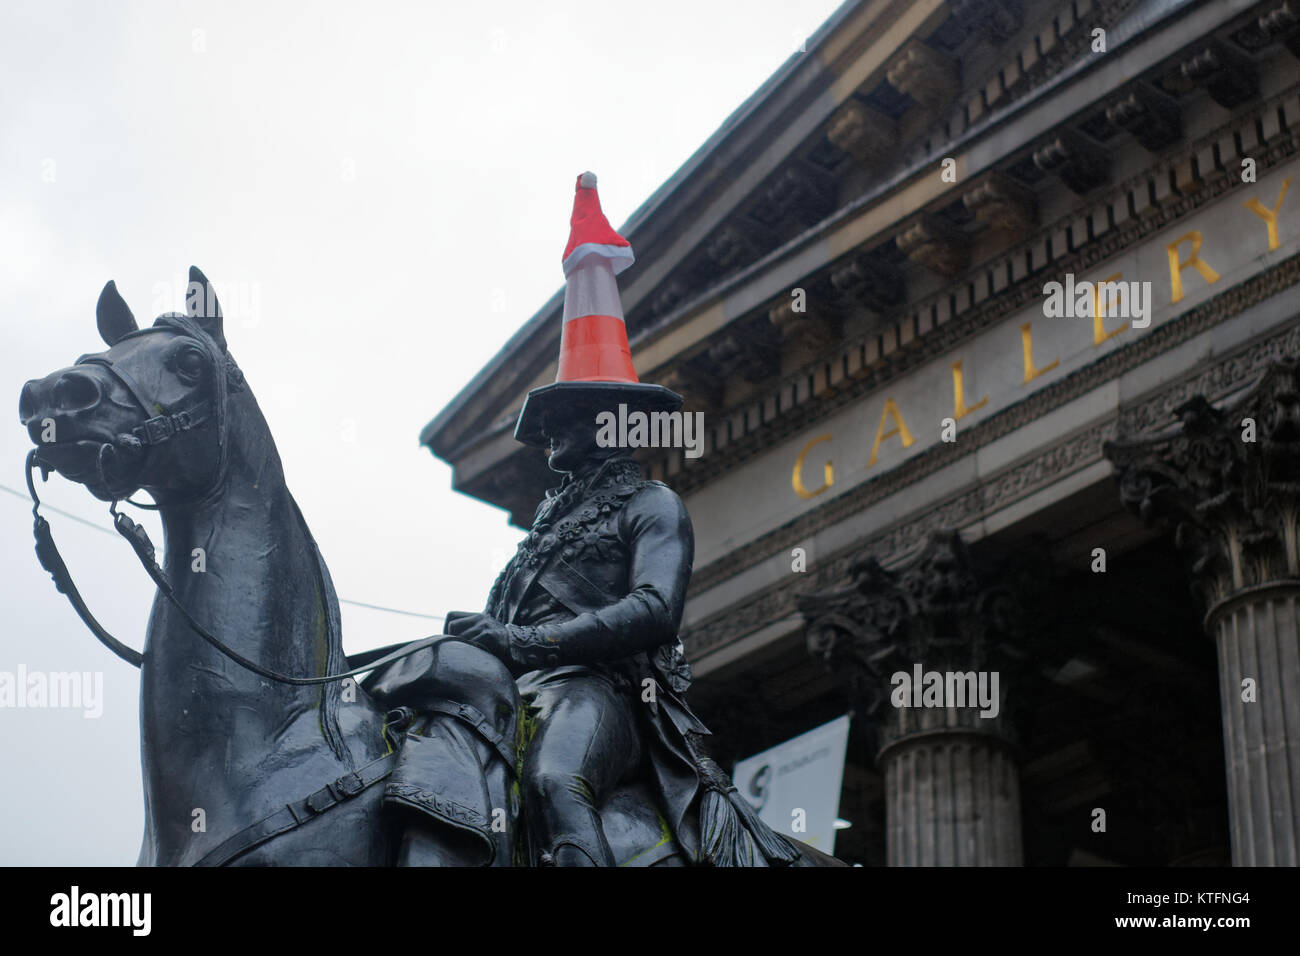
(793, 434, 834, 499)
(951, 360, 988, 420)
(1093, 271, 1127, 346)
(867, 399, 915, 467)
(1242, 177, 1292, 251)
(1166, 231, 1221, 304)
(1021, 323, 1059, 384)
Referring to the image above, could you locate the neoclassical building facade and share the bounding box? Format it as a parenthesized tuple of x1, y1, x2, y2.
(424, 0, 1300, 865)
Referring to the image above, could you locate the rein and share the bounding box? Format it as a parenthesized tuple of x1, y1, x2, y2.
(28, 450, 144, 668)
(26, 329, 447, 685)
(27, 451, 443, 685)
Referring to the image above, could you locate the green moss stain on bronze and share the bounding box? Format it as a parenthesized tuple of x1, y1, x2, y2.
(619, 811, 673, 867)
(511, 700, 542, 866)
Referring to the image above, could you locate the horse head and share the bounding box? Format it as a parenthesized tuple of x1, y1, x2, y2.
(19, 266, 240, 504)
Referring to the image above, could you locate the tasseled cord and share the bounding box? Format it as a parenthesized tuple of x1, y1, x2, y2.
(691, 739, 801, 867)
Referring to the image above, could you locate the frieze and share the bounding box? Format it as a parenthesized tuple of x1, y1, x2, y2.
(1118, 318, 1300, 435)
(683, 260, 1300, 658)
(686, 420, 1111, 658)
(691, 251, 1300, 596)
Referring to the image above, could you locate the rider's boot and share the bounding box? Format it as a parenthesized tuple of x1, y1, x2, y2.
(364, 639, 521, 866)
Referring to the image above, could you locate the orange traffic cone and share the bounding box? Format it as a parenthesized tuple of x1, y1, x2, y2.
(516, 172, 681, 447)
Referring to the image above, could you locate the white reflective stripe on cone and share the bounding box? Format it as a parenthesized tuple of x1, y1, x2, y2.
(562, 255, 626, 323)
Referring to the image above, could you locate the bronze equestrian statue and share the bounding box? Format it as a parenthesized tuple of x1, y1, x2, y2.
(18, 180, 839, 866)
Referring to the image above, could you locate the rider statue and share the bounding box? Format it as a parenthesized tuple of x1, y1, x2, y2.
(365, 173, 803, 866)
(451, 386, 704, 867)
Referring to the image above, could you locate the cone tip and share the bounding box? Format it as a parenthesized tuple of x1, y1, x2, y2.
(578, 171, 597, 189)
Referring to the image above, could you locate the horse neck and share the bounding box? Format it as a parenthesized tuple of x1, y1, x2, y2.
(143, 394, 347, 757)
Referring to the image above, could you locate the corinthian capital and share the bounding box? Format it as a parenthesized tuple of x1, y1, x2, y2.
(797, 530, 1023, 721)
(1104, 359, 1300, 614)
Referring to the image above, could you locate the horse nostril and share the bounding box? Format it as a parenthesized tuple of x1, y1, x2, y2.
(52, 371, 101, 413)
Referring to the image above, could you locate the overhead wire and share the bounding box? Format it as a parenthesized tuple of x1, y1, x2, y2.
(0, 482, 445, 621)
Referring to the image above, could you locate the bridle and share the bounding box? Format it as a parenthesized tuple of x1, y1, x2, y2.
(74, 355, 211, 501)
(27, 319, 443, 685)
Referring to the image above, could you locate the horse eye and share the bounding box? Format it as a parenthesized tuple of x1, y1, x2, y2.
(175, 348, 205, 379)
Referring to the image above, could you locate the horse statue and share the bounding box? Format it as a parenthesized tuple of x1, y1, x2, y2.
(18, 268, 839, 867)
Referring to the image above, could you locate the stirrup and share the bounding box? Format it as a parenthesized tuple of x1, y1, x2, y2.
(538, 835, 607, 867)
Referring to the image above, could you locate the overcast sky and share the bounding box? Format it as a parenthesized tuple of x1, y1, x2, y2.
(0, 0, 846, 865)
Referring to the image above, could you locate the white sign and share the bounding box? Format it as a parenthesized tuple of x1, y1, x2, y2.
(731, 715, 851, 854)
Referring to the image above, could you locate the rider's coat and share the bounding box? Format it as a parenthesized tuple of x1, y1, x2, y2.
(485, 454, 710, 859)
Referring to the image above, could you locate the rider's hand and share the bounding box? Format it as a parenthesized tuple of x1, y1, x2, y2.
(446, 612, 513, 666)
(443, 610, 479, 633)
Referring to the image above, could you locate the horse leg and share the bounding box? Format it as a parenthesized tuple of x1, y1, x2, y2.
(519, 673, 642, 867)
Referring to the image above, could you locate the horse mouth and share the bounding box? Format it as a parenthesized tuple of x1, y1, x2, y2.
(33, 438, 144, 499)
(33, 439, 102, 479)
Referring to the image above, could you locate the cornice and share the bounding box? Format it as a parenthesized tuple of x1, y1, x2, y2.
(660, 91, 1300, 498)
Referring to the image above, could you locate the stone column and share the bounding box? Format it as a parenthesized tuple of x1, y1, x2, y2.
(1106, 359, 1300, 866)
(880, 701, 1022, 867)
(799, 530, 1025, 866)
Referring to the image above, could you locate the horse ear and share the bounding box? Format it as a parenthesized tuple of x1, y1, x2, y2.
(96, 280, 138, 346)
(186, 265, 226, 351)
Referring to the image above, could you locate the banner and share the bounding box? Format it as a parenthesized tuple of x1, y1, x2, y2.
(731, 715, 851, 854)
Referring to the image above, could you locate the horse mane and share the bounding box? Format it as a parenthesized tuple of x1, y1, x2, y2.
(153, 313, 349, 762)
(286, 493, 349, 762)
